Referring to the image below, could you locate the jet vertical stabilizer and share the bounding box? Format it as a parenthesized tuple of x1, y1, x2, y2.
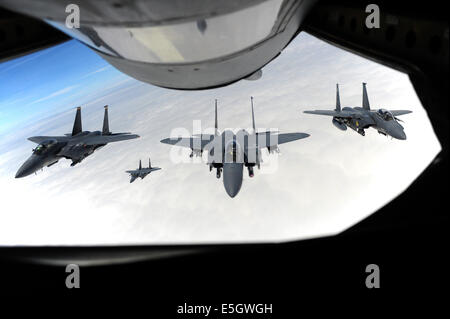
(336, 83, 341, 111)
(139, 159, 142, 170)
(215, 99, 219, 136)
(362, 82, 370, 110)
(72, 106, 82, 136)
(251, 96, 256, 131)
(102, 105, 110, 135)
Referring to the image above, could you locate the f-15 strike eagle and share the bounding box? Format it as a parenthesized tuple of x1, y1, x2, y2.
(304, 83, 412, 140)
(126, 158, 161, 183)
(15, 106, 139, 178)
(160, 98, 309, 198)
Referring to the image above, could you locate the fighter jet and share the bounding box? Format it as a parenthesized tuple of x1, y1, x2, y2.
(304, 83, 412, 140)
(160, 98, 309, 198)
(15, 105, 139, 178)
(126, 158, 161, 183)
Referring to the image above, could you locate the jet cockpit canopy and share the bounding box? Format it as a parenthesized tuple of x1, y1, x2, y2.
(377, 109, 395, 121)
(33, 139, 58, 154)
(225, 140, 242, 163)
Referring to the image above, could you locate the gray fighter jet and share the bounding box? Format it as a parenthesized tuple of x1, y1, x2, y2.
(15, 106, 139, 178)
(304, 83, 412, 140)
(126, 158, 161, 183)
(160, 98, 309, 198)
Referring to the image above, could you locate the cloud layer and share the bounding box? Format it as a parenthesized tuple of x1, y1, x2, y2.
(0, 33, 441, 245)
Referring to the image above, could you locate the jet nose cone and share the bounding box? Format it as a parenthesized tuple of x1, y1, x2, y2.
(15, 163, 31, 178)
(392, 128, 407, 140)
(223, 163, 243, 198)
(15, 170, 24, 178)
(225, 184, 240, 198)
(15, 156, 41, 178)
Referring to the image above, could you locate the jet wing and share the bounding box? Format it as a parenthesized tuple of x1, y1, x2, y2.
(126, 167, 160, 174)
(390, 110, 412, 116)
(192, 134, 215, 139)
(277, 133, 310, 145)
(303, 110, 357, 118)
(160, 136, 215, 151)
(256, 130, 279, 136)
(28, 136, 70, 144)
(82, 134, 140, 146)
(255, 132, 309, 148)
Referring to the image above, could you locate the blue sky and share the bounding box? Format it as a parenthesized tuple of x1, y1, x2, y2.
(0, 40, 131, 135)
(0, 33, 441, 245)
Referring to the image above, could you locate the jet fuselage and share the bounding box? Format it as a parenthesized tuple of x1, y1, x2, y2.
(15, 140, 65, 178)
(58, 131, 106, 166)
(334, 107, 407, 140)
(208, 129, 258, 198)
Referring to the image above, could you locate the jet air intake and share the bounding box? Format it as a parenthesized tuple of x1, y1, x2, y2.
(332, 117, 347, 131)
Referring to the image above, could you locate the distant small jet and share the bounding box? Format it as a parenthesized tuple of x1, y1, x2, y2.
(15, 106, 139, 178)
(160, 98, 309, 198)
(304, 83, 412, 140)
(126, 158, 161, 183)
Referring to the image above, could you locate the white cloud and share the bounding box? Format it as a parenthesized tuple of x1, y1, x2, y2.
(28, 85, 79, 105)
(79, 66, 112, 79)
(0, 33, 441, 245)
